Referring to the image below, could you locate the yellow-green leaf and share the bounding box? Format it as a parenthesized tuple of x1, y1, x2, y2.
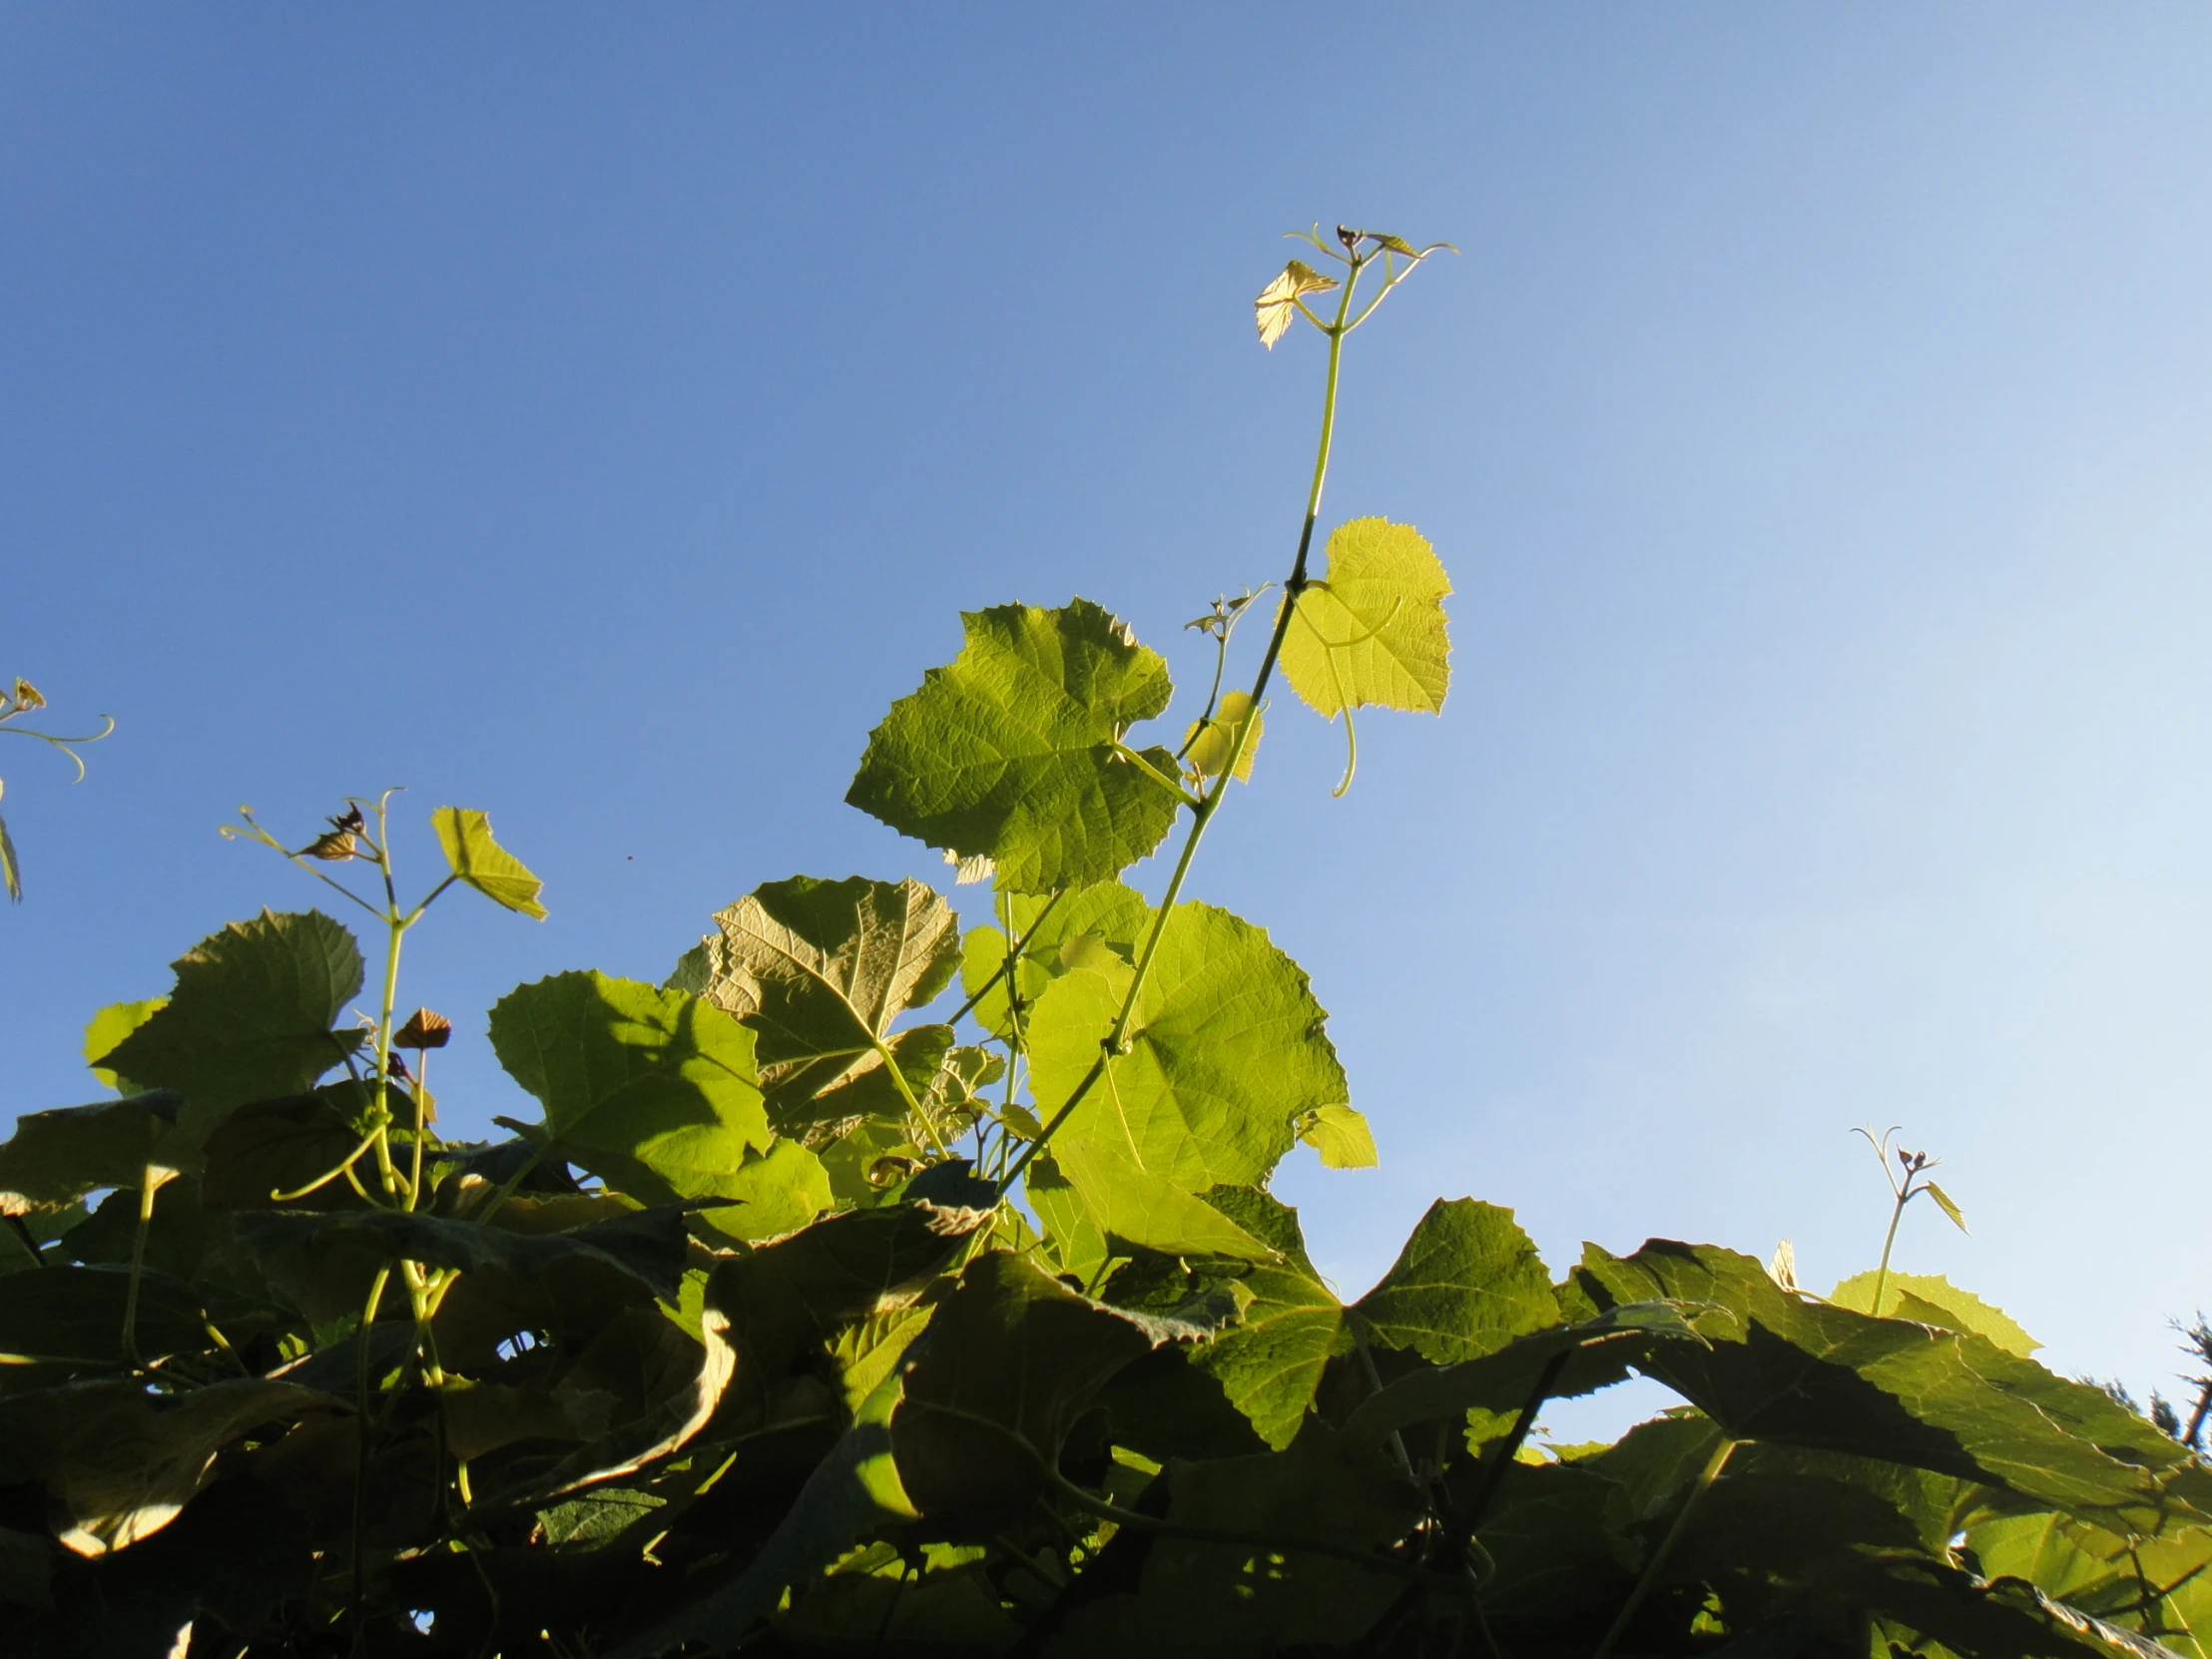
(1183, 691, 1264, 782)
(1299, 1104, 1378, 1169)
(1279, 518, 1452, 718)
(432, 807, 547, 919)
(1254, 260, 1339, 349)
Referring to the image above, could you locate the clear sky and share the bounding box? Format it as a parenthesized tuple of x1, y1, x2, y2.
(7, 5, 2212, 1427)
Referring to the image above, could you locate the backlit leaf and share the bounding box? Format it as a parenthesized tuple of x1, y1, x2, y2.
(675, 875, 959, 1129)
(0, 1094, 181, 1212)
(1183, 690, 1263, 782)
(432, 807, 548, 919)
(1254, 259, 1340, 349)
(82, 999, 163, 1092)
(845, 599, 1182, 892)
(1279, 517, 1452, 718)
(1829, 1270, 2038, 1357)
(94, 911, 364, 1144)
(488, 971, 770, 1207)
(1027, 900, 1349, 1192)
(1350, 1198, 1560, 1365)
(1924, 1179, 1968, 1234)
(958, 880, 1149, 1039)
(693, 1138, 834, 1243)
(1299, 1103, 1377, 1169)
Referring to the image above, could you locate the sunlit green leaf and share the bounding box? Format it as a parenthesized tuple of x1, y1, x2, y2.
(958, 880, 1149, 1039)
(674, 875, 959, 1131)
(432, 806, 548, 918)
(693, 1138, 834, 1243)
(94, 910, 364, 1144)
(1829, 1270, 2037, 1357)
(1279, 517, 1452, 718)
(1351, 1197, 1559, 1365)
(1299, 1103, 1377, 1169)
(1187, 1189, 1344, 1449)
(1027, 900, 1349, 1192)
(845, 599, 1182, 892)
(1254, 259, 1340, 349)
(1924, 1180, 1968, 1234)
(488, 970, 770, 1207)
(82, 999, 163, 1093)
(1183, 690, 1263, 782)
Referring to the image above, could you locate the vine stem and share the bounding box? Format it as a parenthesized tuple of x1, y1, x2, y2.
(1001, 244, 1370, 1195)
(1872, 1183, 1909, 1316)
(1590, 1435, 1739, 1659)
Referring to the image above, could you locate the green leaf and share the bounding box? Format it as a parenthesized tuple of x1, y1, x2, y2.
(0, 805, 17, 902)
(1575, 1241, 2203, 1534)
(1027, 900, 1350, 1191)
(1829, 1270, 2038, 1357)
(1254, 259, 1340, 349)
(1923, 1179, 1969, 1234)
(1053, 1426, 1417, 1657)
(607, 1368, 915, 1659)
(692, 1139, 833, 1243)
(674, 875, 959, 1130)
(0, 1264, 212, 1367)
(844, 599, 1182, 892)
(233, 1203, 697, 1303)
(890, 1249, 1208, 1520)
(1186, 1192, 1345, 1450)
(94, 911, 364, 1144)
(1278, 517, 1452, 719)
(431, 806, 548, 918)
(1051, 1138, 1277, 1262)
(0, 1378, 338, 1555)
(488, 970, 770, 1206)
(535, 1488, 666, 1551)
(1966, 1508, 2212, 1651)
(0, 1094, 181, 1211)
(1350, 1198, 1561, 1365)
(1183, 690, 1264, 782)
(1345, 1301, 1728, 1451)
(958, 880, 1150, 1040)
(1299, 1103, 1378, 1169)
(82, 999, 163, 1092)
(197, 1086, 368, 1211)
(1023, 1151, 1111, 1283)
(709, 1196, 998, 1424)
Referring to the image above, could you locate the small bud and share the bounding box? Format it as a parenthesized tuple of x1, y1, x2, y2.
(1337, 225, 1363, 254)
(11, 679, 44, 713)
(395, 1008, 453, 1050)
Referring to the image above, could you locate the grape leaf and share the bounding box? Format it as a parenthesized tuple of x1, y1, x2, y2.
(890, 1249, 1208, 1520)
(1026, 900, 1350, 1192)
(82, 999, 163, 1093)
(488, 971, 770, 1207)
(958, 881, 1149, 1040)
(1575, 1241, 2204, 1534)
(692, 1139, 834, 1243)
(1299, 1103, 1378, 1169)
(431, 807, 548, 919)
(1254, 259, 1340, 349)
(1187, 1190, 1345, 1449)
(1829, 1271, 2038, 1357)
(94, 911, 364, 1144)
(1279, 518, 1451, 719)
(0, 1094, 182, 1211)
(672, 875, 959, 1130)
(1350, 1198, 1560, 1366)
(1183, 690, 1263, 782)
(845, 599, 1182, 892)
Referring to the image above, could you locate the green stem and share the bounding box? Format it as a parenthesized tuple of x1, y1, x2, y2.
(1873, 1186, 1910, 1315)
(945, 889, 1066, 1030)
(1591, 1435, 1739, 1659)
(349, 1264, 393, 1638)
(120, 1168, 166, 1370)
(1001, 249, 1368, 1194)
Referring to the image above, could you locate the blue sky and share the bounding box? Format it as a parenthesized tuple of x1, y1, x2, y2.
(7, 5, 2212, 1425)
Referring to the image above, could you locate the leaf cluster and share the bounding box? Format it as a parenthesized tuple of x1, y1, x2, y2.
(0, 227, 2201, 1659)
